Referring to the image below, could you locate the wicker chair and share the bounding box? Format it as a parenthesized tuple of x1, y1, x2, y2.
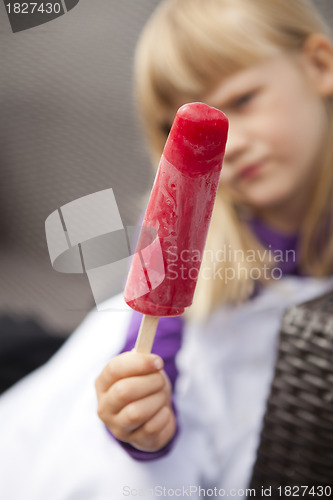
(250, 290, 333, 497)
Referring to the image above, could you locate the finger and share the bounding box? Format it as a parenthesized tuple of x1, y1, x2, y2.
(95, 351, 164, 393)
(160, 370, 172, 397)
(106, 371, 166, 414)
(115, 390, 169, 435)
(136, 406, 172, 438)
(130, 408, 176, 452)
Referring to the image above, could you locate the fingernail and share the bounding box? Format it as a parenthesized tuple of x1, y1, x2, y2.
(153, 357, 163, 370)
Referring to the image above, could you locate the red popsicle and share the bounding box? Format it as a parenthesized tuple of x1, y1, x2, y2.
(124, 102, 228, 351)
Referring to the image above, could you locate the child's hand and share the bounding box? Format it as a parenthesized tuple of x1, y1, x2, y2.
(95, 351, 176, 452)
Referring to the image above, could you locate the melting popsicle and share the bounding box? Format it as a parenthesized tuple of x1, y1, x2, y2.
(124, 102, 228, 351)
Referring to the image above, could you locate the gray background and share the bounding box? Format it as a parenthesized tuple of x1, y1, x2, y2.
(0, 0, 158, 333)
(0, 0, 332, 335)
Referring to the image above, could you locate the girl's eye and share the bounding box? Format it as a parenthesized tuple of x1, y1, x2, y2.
(232, 91, 256, 110)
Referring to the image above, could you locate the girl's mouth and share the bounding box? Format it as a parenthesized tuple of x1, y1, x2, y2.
(238, 163, 263, 180)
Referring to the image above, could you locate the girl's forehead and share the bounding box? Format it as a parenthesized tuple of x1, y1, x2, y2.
(150, 40, 283, 115)
(204, 55, 284, 104)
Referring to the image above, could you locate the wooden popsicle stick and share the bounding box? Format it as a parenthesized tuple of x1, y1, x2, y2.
(134, 315, 159, 353)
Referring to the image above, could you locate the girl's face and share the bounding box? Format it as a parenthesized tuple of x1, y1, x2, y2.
(205, 53, 329, 230)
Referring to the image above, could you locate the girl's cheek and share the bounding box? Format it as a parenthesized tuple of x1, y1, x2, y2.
(260, 114, 290, 150)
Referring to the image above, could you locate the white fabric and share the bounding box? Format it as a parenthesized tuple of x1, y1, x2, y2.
(176, 276, 333, 494)
(0, 277, 332, 499)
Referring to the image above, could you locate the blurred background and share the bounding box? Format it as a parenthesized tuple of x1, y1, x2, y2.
(0, 0, 160, 335)
(0, 0, 332, 390)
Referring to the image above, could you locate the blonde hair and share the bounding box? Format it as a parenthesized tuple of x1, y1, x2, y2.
(134, 0, 333, 319)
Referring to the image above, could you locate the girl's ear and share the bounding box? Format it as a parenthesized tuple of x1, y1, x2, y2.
(302, 34, 333, 97)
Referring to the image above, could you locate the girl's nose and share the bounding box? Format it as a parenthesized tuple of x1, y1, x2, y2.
(223, 122, 248, 164)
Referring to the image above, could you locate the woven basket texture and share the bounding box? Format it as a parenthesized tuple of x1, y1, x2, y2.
(250, 291, 333, 496)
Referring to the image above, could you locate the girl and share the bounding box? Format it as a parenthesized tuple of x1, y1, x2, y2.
(95, 0, 333, 488)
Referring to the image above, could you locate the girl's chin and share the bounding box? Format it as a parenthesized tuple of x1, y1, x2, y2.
(224, 184, 291, 210)
(237, 185, 290, 207)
